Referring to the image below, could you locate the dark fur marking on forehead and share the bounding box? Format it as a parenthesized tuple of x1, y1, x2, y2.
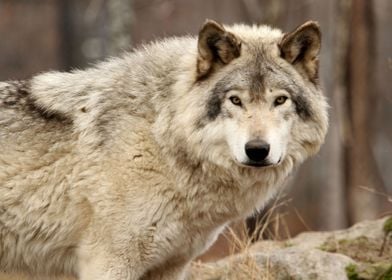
(249, 72, 266, 101)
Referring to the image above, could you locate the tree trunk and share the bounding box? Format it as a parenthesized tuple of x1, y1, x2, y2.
(346, 0, 384, 223)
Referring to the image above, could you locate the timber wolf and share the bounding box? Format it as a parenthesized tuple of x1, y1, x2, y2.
(0, 20, 328, 279)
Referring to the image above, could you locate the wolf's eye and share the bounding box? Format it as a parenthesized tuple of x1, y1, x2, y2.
(230, 96, 242, 106)
(274, 96, 288, 106)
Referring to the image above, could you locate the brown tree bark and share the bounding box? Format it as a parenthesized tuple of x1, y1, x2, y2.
(346, 0, 384, 223)
(313, 0, 350, 230)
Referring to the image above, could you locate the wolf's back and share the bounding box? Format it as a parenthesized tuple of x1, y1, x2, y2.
(0, 79, 76, 198)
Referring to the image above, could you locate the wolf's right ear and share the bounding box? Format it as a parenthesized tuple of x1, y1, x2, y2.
(196, 20, 241, 79)
(279, 21, 321, 84)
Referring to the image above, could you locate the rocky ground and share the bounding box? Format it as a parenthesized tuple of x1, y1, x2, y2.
(1, 216, 391, 280)
(190, 216, 392, 280)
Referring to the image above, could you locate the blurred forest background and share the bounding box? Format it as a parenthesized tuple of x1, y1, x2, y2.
(0, 0, 391, 261)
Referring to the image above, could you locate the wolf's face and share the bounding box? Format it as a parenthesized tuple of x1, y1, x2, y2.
(188, 20, 328, 169)
(218, 77, 295, 167)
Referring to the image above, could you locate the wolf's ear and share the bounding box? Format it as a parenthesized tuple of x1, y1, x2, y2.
(279, 21, 321, 84)
(197, 20, 241, 79)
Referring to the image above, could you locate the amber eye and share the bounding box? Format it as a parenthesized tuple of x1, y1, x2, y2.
(230, 96, 242, 106)
(274, 96, 288, 106)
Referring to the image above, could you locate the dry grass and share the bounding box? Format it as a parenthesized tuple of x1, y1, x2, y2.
(190, 191, 293, 280)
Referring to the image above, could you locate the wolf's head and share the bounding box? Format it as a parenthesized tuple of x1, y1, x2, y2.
(165, 20, 328, 172)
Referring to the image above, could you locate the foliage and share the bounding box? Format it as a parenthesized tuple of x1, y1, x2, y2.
(346, 264, 360, 280)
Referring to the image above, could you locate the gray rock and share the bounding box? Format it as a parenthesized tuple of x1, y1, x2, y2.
(190, 216, 392, 280)
(191, 247, 354, 280)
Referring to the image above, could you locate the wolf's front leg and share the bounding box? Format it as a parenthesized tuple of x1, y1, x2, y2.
(78, 251, 145, 280)
(141, 260, 189, 280)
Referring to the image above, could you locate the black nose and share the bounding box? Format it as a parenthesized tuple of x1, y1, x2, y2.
(245, 140, 270, 162)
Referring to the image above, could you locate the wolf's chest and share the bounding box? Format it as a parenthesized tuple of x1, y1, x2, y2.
(143, 215, 226, 266)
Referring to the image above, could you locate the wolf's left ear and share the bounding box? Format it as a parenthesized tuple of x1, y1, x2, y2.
(279, 21, 321, 84)
(197, 20, 241, 79)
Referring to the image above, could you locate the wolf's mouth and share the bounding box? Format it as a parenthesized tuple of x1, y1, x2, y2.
(242, 160, 273, 168)
(241, 157, 282, 168)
